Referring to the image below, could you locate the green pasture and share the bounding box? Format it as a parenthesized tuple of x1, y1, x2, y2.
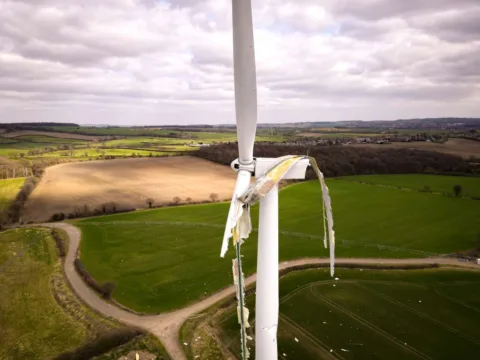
(76, 176, 480, 313)
(339, 174, 480, 198)
(0, 228, 86, 359)
(0, 177, 24, 213)
(15, 135, 87, 144)
(31, 148, 167, 159)
(217, 268, 480, 360)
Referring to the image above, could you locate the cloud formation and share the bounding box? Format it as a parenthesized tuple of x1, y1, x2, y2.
(0, 0, 479, 124)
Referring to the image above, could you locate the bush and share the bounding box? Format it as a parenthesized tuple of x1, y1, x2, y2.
(74, 259, 115, 298)
(49, 212, 66, 222)
(54, 327, 145, 360)
(3, 176, 39, 224)
(51, 229, 67, 258)
(421, 185, 431, 192)
(453, 184, 463, 197)
(101, 282, 116, 299)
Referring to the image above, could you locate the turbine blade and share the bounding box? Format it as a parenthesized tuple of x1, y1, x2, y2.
(232, 0, 258, 165)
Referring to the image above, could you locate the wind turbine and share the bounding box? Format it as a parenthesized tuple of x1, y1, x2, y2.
(222, 1, 335, 359)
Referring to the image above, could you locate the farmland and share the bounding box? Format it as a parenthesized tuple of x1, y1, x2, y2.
(216, 268, 480, 359)
(76, 175, 480, 313)
(0, 177, 24, 214)
(24, 156, 237, 222)
(0, 127, 285, 164)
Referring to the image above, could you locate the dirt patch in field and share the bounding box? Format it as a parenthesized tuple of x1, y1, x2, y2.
(2, 130, 99, 141)
(350, 138, 480, 158)
(23, 156, 236, 222)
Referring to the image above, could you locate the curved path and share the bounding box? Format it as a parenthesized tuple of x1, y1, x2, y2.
(45, 223, 480, 360)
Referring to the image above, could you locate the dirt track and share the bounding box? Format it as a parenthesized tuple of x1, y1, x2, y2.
(44, 222, 480, 360)
(351, 138, 480, 158)
(24, 156, 236, 222)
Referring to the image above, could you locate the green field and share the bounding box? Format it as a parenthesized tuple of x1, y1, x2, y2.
(0, 178, 24, 213)
(76, 176, 480, 313)
(15, 135, 87, 144)
(339, 174, 480, 198)
(216, 268, 480, 360)
(0, 228, 86, 359)
(39, 126, 285, 142)
(36, 148, 167, 159)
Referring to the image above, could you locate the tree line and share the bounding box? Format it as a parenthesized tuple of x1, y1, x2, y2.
(195, 143, 479, 178)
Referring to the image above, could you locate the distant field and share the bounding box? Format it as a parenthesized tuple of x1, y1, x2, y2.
(39, 126, 285, 142)
(15, 135, 87, 144)
(351, 138, 480, 158)
(0, 177, 24, 214)
(217, 268, 480, 360)
(0, 228, 86, 359)
(34, 148, 166, 159)
(77, 176, 480, 313)
(24, 156, 236, 222)
(298, 132, 380, 138)
(2, 130, 98, 141)
(339, 174, 480, 198)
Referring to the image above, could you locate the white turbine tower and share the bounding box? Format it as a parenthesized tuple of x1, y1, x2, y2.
(222, 1, 335, 359)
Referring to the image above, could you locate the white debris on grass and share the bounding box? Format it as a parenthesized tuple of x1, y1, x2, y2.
(294, 337, 299, 342)
(341, 349, 349, 352)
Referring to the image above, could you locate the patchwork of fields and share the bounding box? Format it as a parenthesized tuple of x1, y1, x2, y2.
(216, 268, 480, 359)
(76, 175, 480, 313)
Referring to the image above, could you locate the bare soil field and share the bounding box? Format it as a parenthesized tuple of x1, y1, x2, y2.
(2, 130, 99, 141)
(350, 138, 480, 158)
(23, 156, 236, 222)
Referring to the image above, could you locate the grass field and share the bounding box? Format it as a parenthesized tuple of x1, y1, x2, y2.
(0, 177, 24, 214)
(76, 175, 480, 313)
(15, 135, 87, 144)
(34, 148, 166, 159)
(0, 228, 86, 359)
(216, 268, 480, 359)
(339, 174, 480, 198)
(39, 126, 285, 142)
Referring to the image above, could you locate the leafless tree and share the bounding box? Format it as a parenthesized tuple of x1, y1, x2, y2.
(146, 198, 154, 208)
(173, 196, 181, 204)
(209, 193, 219, 202)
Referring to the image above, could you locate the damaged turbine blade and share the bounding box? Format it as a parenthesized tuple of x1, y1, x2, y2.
(222, 155, 335, 358)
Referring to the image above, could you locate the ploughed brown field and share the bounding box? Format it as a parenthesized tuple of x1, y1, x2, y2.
(24, 156, 236, 222)
(2, 130, 99, 141)
(351, 138, 480, 158)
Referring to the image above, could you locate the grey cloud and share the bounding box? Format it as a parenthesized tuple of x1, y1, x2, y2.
(410, 7, 480, 43)
(0, 0, 479, 125)
(329, 0, 479, 20)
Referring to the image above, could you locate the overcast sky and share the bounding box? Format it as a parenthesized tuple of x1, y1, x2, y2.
(1, 0, 479, 125)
